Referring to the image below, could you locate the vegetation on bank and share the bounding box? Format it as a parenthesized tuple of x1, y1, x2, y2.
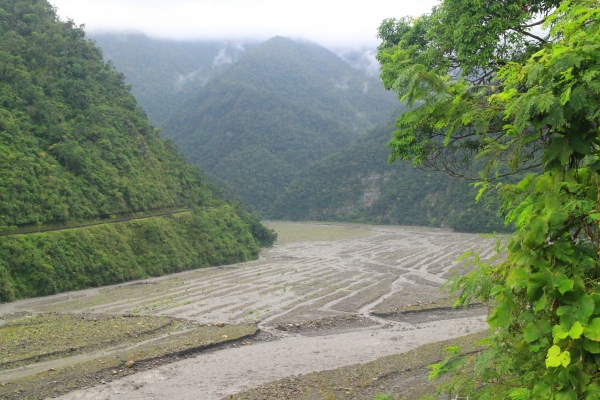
(0, 0, 276, 302)
(0, 205, 266, 302)
(0, 0, 212, 228)
(378, 0, 600, 398)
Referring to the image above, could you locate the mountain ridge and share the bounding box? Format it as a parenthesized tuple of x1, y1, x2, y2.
(161, 36, 399, 213)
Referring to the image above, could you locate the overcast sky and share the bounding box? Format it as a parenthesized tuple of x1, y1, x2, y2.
(49, 0, 439, 49)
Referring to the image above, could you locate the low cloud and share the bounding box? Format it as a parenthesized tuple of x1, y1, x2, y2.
(213, 49, 233, 67)
(175, 68, 211, 90)
(334, 76, 350, 91)
(336, 49, 380, 76)
(51, 0, 440, 51)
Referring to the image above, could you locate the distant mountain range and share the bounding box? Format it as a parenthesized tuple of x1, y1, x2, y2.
(92, 33, 508, 233)
(159, 36, 400, 213)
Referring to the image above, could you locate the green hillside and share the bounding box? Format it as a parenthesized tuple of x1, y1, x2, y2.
(162, 37, 400, 214)
(272, 121, 509, 233)
(0, 0, 275, 302)
(90, 34, 256, 125)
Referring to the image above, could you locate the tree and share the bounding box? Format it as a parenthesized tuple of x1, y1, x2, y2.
(377, 0, 600, 398)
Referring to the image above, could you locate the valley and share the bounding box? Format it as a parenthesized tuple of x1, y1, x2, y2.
(1, 0, 594, 398)
(0, 222, 497, 399)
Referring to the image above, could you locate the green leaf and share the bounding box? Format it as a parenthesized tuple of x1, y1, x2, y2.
(584, 318, 600, 341)
(488, 302, 514, 328)
(546, 345, 571, 368)
(555, 389, 578, 400)
(529, 337, 549, 352)
(585, 383, 600, 399)
(534, 294, 548, 312)
(569, 321, 583, 339)
(527, 272, 549, 301)
(509, 388, 531, 400)
(567, 133, 592, 155)
(544, 136, 573, 166)
(558, 278, 574, 295)
(583, 339, 600, 354)
(553, 324, 570, 342)
(524, 320, 552, 343)
(524, 217, 548, 247)
(507, 268, 528, 288)
(533, 382, 552, 398)
(574, 294, 595, 323)
(588, 213, 600, 221)
(524, 323, 540, 343)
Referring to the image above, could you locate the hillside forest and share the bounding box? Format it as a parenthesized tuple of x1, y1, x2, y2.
(0, 0, 275, 302)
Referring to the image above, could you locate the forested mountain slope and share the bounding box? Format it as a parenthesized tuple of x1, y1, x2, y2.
(0, 0, 275, 302)
(272, 121, 508, 233)
(90, 34, 256, 125)
(161, 36, 399, 213)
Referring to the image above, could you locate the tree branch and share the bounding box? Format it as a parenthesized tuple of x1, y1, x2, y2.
(517, 18, 547, 29)
(511, 28, 548, 44)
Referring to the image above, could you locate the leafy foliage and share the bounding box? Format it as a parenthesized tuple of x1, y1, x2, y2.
(0, 206, 261, 302)
(273, 121, 509, 233)
(162, 36, 400, 214)
(0, 0, 276, 301)
(378, 0, 600, 398)
(0, 0, 214, 229)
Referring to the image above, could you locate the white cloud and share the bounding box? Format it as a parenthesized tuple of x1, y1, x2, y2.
(335, 48, 381, 76)
(175, 68, 211, 89)
(50, 0, 440, 49)
(213, 48, 233, 67)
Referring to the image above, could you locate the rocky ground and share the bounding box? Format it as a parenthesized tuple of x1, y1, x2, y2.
(230, 331, 487, 400)
(0, 222, 500, 399)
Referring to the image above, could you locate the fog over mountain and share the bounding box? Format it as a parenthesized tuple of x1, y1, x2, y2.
(51, 0, 439, 51)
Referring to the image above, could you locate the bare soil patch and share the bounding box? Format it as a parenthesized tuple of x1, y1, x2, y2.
(273, 314, 376, 336)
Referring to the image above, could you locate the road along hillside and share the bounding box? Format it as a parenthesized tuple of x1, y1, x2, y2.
(0, 222, 498, 399)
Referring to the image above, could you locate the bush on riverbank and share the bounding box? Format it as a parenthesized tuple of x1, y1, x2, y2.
(0, 205, 261, 302)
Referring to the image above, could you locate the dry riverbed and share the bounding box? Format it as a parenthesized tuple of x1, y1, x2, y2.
(0, 222, 499, 399)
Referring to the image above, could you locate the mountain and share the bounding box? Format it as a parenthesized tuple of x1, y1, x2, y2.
(272, 120, 509, 233)
(90, 33, 256, 125)
(162, 36, 400, 213)
(0, 0, 275, 302)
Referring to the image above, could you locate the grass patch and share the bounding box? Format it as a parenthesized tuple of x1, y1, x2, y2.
(0, 313, 175, 370)
(0, 313, 257, 399)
